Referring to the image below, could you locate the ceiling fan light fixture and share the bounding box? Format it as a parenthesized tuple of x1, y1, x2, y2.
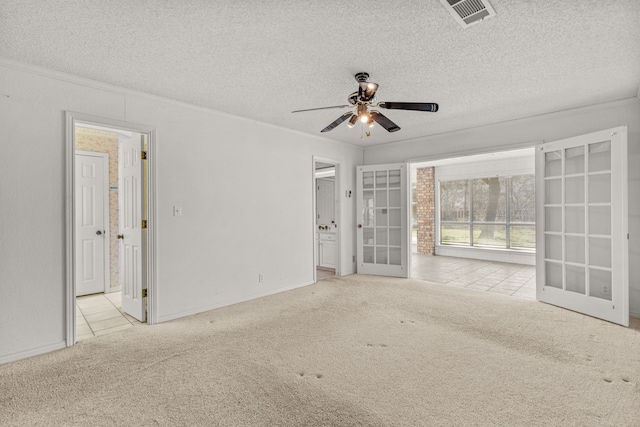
(293, 72, 438, 136)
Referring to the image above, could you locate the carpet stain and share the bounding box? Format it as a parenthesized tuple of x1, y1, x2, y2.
(604, 377, 613, 383)
(366, 343, 387, 348)
(621, 376, 630, 383)
(316, 374, 323, 379)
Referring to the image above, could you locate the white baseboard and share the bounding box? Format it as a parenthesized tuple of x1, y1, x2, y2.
(435, 245, 535, 265)
(0, 341, 66, 366)
(157, 280, 316, 323)
(630, 310, 640, 319)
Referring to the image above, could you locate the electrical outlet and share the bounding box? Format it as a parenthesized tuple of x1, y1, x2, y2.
(173, 206, 182, 217)
(259, 273, 264, 282)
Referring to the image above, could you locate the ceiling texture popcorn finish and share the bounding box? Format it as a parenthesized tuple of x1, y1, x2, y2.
(0, 0, 638, 146)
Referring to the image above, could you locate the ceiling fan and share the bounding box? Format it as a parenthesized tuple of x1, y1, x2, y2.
(292, 72, 439, 134)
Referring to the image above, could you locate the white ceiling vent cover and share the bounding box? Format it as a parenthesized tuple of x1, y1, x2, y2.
(439, 0, 496, 28)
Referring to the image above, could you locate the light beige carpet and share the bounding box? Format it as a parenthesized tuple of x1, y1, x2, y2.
(1, 275, 640, 426)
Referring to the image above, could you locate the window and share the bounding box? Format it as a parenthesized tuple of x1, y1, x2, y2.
(439, 175, 535, 250)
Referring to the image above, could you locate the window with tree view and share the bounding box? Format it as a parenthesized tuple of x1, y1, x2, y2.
(439, 175, 535, 250)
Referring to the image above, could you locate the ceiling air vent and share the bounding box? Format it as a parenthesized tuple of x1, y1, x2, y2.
(439, 0, 496, 28)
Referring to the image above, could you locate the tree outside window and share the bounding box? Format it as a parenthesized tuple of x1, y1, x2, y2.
(439, 175, 535, 250)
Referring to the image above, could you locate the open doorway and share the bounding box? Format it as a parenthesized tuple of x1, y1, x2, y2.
(409, 148, 537, 299)
(66, 113, 156, 346)
(313, 157, 341, 281)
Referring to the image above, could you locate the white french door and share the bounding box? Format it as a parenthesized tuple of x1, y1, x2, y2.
(536, 127, 628, 326)
(119, 134, 146, 322)
(356, 164, 409, 277)
(75, 152, 109, 296)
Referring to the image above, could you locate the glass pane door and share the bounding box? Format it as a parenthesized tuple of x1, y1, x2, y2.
(357, 164, 408, 277)
(536, 127, 628, 326)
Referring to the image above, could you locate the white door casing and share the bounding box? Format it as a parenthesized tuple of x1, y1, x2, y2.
(119, 135, 145, 322)
(536, 126, 628, 326)
(357, 163, 409, 277)
(67, 112, 157, 347)
(312, 157, 341, 280)
(75, 152, 109, 296)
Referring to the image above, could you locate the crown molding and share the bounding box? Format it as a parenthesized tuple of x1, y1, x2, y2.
(365, 97, 640, 153)
(0, 57, 362, 149)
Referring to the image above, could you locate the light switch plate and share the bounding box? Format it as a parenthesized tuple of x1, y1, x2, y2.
(173, 206, 182, 216)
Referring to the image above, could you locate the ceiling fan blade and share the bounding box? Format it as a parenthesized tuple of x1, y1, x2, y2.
(358, 82, 379, 102)
(379, 102, 439, 112)
(321, 112, 354, 132)
(370, 111, 401, 132)
(292, 105, 351, 113)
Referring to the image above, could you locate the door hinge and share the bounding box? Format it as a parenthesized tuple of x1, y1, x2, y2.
(142, 288, 148, 298)
(141, 219, 147, 229)
(141, 150, 147, 160)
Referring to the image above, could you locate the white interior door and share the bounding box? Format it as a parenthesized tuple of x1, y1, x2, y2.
(536, 127, 628, 326)
(75, 152, 109, 296)
(316, 178, 335, 227)
(357, 164, 409, 277)
(119, 135, 146, 322)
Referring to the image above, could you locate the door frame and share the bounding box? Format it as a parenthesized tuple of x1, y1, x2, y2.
(65, 112, 158, 346)
(75, 150, 111, 295)
(312, 156, 342, 281)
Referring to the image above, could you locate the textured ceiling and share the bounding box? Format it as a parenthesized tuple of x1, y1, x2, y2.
(1, 0, 639, 147)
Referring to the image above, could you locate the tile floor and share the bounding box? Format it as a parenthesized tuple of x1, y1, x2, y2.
(76, 291, 143, 342)
(317, 267, 336, 281)
(411, 254, 536, 300)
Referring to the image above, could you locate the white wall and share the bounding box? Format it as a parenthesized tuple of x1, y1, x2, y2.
(0, 61, 363, 363)
(434, 155, 534, 181)
(365, 98, 640, 316)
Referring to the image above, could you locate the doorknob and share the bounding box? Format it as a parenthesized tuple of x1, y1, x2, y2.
(117, 234, 124, 239)
(96, 230, 103, 235)
(357, 224, 362, 228)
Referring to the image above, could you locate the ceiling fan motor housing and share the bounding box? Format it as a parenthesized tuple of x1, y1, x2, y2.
(355, 72, 370, 83)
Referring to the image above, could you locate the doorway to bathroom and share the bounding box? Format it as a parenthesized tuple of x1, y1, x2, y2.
(313, 157, 341, 281)
(66, 112, 157, 345)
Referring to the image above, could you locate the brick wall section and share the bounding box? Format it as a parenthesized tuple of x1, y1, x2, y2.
(416, 167, 436, 255)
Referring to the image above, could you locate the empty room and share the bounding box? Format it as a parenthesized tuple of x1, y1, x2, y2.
(1, 1, 640, 425)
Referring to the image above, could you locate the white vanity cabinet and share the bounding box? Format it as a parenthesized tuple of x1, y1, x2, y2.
(318, 232, 336, 268)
